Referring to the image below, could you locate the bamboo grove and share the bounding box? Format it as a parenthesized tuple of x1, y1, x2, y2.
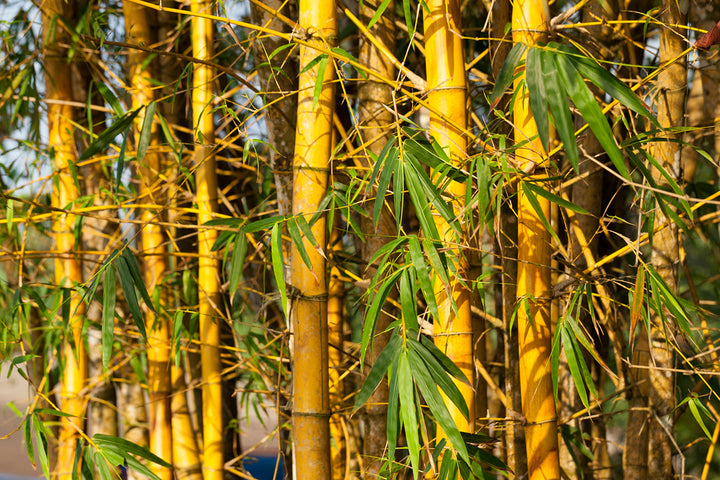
(6, 0, 720, 478)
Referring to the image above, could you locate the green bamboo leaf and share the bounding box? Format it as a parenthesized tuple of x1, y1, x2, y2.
(354, 333, 402, 410)
(561, 326, 590, 409)
(115, 255, 146, 340)
(539, 48, 579, 172)
(271, 223, 287, 318)
(121, 247, 154, 312)
(393, 154, 404, 230)
(408, 337, 469, 419)
(287, 217, 313, 270)
(554, 52, 630, 179)
(526, 47, 550, 154)
(564, 314, 615, 379)
(95, 82, 124, 117)
(229, 232, 248, 295)
(23, 415, 33, 468)
(423, 239, 450, 288)
(418, 335, 469, 385)
(398, 352, 420, 478)
(687, 396, 713, 439)
(79, 109, 139, 162)
(95, 451, 113, 480)
(490, 42, 527, 107)
(312, 55, 329, 110)
(137, 102, 156, 163)
(407, 348, 469, 463)
(524, 182, 588, 214)
(402, 0, 414, 37)
(521, 182, 561, 246)
(362, 269, 403, 366)
(408, 236, 439, 322)
(406, 170, 441, 241)
(94, 434, 172, 467)
(387, 357, 400, 462)
(399, 270, 419, 333)
(375, 146, 398, 227)
(33, 413, 50, 479)
(102, 264, 116, 371)
(551, 42, 658, 127)
(551, 316, 562, 401)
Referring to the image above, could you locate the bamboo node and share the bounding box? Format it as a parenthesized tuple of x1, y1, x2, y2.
(293, 410, 331, 418)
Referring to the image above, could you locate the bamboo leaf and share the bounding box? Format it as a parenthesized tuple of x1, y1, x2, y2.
(407, 348, 469, 463)
(375, 146, 398, 227)
(136, 102, 156, 162)
(521, 182, 561, 246)
(79, 109, 139, 162)
(553, 52, 630, 179)
(408, 236, 439, 322)
(115, 255, 146, 340)
(32, 413, 49, 479)
(271, 223, 287, 318)
(490, 42, 527, 108)
(95, 82, 124, 117)
(524, 181, 588, 214)
(408, 337, 469, 419)
(95, 451, 113, 480)
(398, 352, 420, 478)
(287, 217, 313, 270)
(102, 264, 116, 371)
(539, 48, 579, 172)
(312, 55, 329, 110)
(121, 247, 154, 312)
(551, 42, 658, 127)
(687, 396, 713, 439)
(526, 47, 549, 154)
(561, 326, 590, 409)
(94, 434, 172, 467)
(399, 270, 419, 333)
(418, 334, 469, 385)
(362, 269, 403, 366)
(229, 232, 247, 295)
(354, 333, 401, 410)
(387, 357, 400, 462)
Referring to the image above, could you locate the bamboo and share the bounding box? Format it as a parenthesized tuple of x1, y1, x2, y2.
(42, 1, 87, 477)
(328, 224, 346, 480)
(123, 2, 173, 477)
(357, 0, 396, 477)
(512, 1, 560, 479)
(423, 0, 475, 446)
(190, 0, 224, 478)
(290, 0, 337, 477)
(647, 1, 687, 477)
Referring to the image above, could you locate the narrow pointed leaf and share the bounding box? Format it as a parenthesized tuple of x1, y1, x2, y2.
(136, 102, 156, 162)
(540, 48, 578, 171)
(270, 223, 287, 318)
(526, 47, 549, 154)
(102, 264, 116, 371)
(354, 333, 401, 410)
(490, 42, 527, 107)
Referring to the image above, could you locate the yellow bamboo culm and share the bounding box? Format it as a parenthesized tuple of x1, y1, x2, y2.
(191, 0, 224, 479)
(423, 0, 475, 449)
(42, 1, 88, 477)
(124, 2, 174, 477)
(290, 0, 337, 477)
(512, 1, 560, 479)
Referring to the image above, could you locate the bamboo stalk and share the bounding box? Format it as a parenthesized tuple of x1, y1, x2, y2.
(328, 223, 346, 480)
(357, 0, 396, 477)
(646, 1, 687, 477)
(423, 0, 475, 445)
(190, 0, 224, 478)
(123, 2, 173, 477)
(42, 1, 87, 477)
(290, 0, 337, 477)
(512, 1, 560, 479)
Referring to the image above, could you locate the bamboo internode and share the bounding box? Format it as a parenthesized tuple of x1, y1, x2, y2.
(512, 1, 561, 479)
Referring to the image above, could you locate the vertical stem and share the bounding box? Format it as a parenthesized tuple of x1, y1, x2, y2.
(357, 0, 396, 476)
(290, 0, 337, 478)
(42, 1, 87, 478)
(190, 1, 223, 479)
(423, 0, 475, 443)
(512, 1, 560, 479)
(123, 2, 173, 476)
(328, 223, 346, 480)
(647, 1, 687, 477)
